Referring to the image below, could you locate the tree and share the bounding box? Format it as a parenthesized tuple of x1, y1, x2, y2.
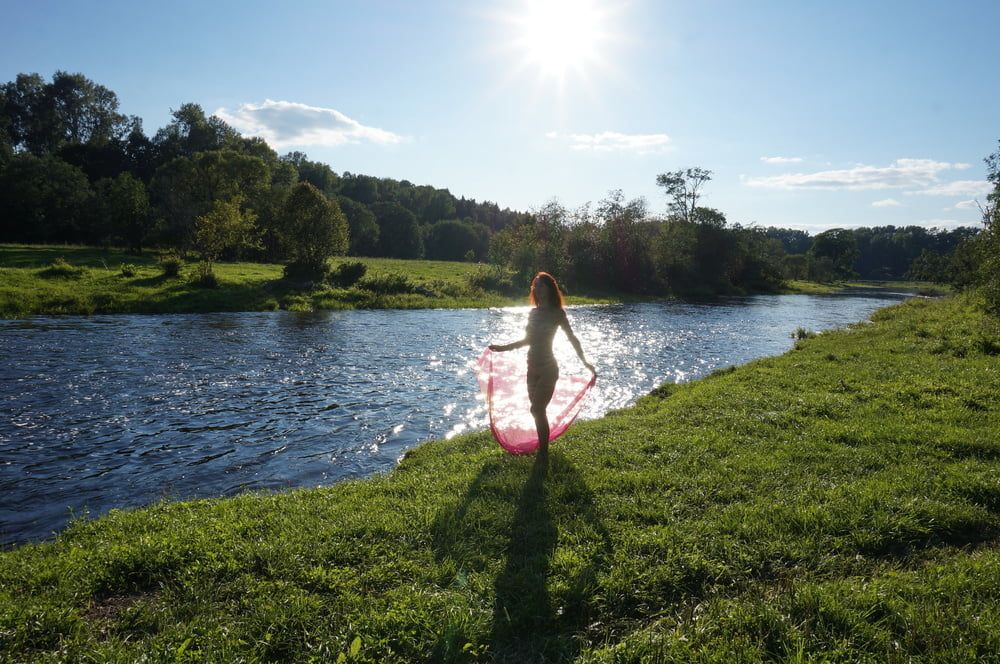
(122, 117, 156, 181)
(809, 228, 859, 278)
(974, 140, 1000, 312)
(283, 151, 340, 195)
(46, 71, 127, 147)
(338, 172, 380, 205)
(194, 197, 259, 266)
(0, 153, 92, 242)
(371, 201, 423, 258)
(153, 103, 238, 164)
(336, 196, 380, 256)
(765, 227, 813, 254)
(150, 149, 269, 248)
(655, 168, 712, 222)
(782, 253, 809, 280)
(93, 172, 150, 252)
(654, 219, 697, 291)
(0, 71, 127, 154)
(279, 182, 349, 277)
(691, 206, 726, 228)
(424, 219, 490, 261)
(597, 190, 651, 291)
(562, 218, 605, 292)
(907, 249, 951, 283)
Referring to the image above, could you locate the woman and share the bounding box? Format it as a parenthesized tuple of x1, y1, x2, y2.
(489, 272, 595, 455)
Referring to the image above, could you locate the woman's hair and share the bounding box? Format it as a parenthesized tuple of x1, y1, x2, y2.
(529, 272, 564, 309)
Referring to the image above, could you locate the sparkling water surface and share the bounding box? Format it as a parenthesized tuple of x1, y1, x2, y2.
(0, 292, 909, 545)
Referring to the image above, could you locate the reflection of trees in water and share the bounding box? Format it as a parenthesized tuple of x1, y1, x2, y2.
(433, 451, 611, 662)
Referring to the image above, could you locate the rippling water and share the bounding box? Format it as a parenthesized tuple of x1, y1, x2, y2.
(0, 292, 908, 545)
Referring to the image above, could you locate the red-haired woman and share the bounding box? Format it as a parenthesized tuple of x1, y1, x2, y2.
(489, 272, 596, 455)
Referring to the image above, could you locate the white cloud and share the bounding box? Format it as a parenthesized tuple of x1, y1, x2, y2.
(546, 131, 671, 153)
(214, 99, 404, 149)
(913, 218, 980, 229)
(871, 198, 902, 207)
(743, 158, 967, 191)
(760, 156, 803, 164)
(953, 199, 981, 210)
(905, 180, 993, 197)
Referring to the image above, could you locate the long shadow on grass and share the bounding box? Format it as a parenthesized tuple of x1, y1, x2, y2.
(433, 451, 611, 662)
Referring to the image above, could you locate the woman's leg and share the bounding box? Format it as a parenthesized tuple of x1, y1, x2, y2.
(527, 366, 558, 455)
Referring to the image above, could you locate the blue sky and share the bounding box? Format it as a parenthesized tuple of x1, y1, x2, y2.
(4, 0, 998, 232)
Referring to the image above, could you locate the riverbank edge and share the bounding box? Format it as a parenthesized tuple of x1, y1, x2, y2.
(2, 295, 996, 660)
(2, 243, 947, 318)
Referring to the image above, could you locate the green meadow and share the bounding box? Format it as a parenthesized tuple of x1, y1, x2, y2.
(1, 294, 996, 661)
(0, 244, 628, 317)
(1, 245, 939, 319)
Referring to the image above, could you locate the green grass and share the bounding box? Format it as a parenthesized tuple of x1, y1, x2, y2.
(0, 244, 614, 317)
(782, 279, 951, 296)
(846, 280, 953, 296)
(1, 245, 947, 317)
(1, 295, 997, 661)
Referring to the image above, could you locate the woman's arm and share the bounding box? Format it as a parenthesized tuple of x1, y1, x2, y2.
(489, 338, 528, 352)
(560, 312, 596, 374)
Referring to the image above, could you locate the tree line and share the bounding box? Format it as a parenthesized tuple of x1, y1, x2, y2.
(489, 170, 983, 296)
(1, 71, 994, 299)
(0, 71, 527, 277)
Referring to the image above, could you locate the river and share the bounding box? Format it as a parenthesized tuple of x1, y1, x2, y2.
(0, 292, 909, 545)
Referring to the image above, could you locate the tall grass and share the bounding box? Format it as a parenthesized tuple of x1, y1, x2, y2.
(0, 295, 997, 661)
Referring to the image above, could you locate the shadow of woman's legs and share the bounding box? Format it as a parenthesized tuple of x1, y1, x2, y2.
(432, 450, 611, 662)
(490, 452, 555, 660)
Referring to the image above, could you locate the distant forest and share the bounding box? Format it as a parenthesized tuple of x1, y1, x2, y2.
(0, 71, 992, 296)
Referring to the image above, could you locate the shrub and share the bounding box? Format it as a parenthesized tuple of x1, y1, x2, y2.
(422, 278, 465, 298)
(357, 272, 419, 294)
(283, 260, 329, 283)
(792, 327, 817, 340)
(190, 262, 218, 289)
(280, 294, 314, 312)
(159, 253, 183, 278)
(119, 263, 137, 278)
(39, 257, 84, 278)
(328, 261, 367, 287)
(467, 268, 518, 295)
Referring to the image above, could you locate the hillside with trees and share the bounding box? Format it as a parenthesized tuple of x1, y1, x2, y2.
(1, 71, 991, 298)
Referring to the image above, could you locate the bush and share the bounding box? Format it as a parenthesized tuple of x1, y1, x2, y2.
(119, 263, 137, 278)
(280, 294, 314, 312)
(328, 261, 367, 287)
(282, 260, 329, 283)
(467, 268, 518, 295)
(39, 257, 84, 278)
(189, 262, 218, 289)
(159, 253, 183, 278)
(357, 272, 419, 294)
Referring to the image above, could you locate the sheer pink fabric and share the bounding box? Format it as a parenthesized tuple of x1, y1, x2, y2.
(477, 347, 596, 455)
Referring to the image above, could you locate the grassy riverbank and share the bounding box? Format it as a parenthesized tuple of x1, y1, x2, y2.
(1, 295, 997, 661)
(0, 244, 930, 317)
(0, 244, 612, 317)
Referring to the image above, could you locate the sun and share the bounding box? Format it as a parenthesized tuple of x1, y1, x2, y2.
(512, 0, 609, 80)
